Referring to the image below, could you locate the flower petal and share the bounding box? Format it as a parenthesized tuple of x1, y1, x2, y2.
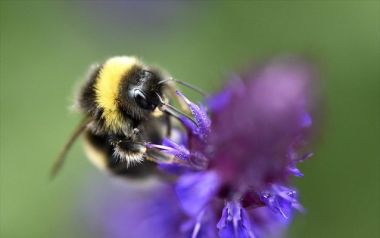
(217, 201, 257, 238)
(175, 171, 220, 216)
(176, 90, 211, 140)
(260, 185, 303, 222)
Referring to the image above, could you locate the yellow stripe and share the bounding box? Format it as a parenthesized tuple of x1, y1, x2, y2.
(83, 137, 108, 170)
(94, 56, 140, 131)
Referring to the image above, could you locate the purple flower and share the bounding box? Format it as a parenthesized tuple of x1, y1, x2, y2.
(217, 201, 257, 238)
(208, 58, 315, 189)
(169, 56, 317, 237)
(149, 138, 191, 161)
(176, 90, 211, 141)
(79, 176, 186, 238)
(175, 171, 220, 216)
(260, 185, 303, 221)
(80, 56, 318, 238)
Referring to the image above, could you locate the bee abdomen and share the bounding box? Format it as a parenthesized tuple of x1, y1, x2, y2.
(83, 130, 156, 178)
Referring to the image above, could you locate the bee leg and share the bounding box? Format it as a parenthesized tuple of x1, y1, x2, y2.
(145, 148, 190, 168)
(110, 137, 147, 165)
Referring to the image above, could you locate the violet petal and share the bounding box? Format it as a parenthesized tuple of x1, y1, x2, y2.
(175, 171, 220, 216)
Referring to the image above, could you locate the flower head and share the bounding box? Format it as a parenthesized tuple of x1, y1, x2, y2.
(208, 58, 315, 190)
(167, 56, 317, 237)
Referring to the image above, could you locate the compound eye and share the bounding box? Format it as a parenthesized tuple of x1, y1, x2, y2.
(133, 90, 152, 110)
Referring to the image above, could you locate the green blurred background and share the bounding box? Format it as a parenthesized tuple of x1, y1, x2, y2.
(1, 1, 379, 237)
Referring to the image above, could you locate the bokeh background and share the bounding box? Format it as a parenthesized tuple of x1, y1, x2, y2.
(1, 1, 379, 238)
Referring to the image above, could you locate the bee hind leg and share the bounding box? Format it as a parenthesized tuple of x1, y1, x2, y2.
(111, 139, 147, 165)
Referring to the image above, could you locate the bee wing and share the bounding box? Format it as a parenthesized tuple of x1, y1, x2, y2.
(50, 116, 91, 180)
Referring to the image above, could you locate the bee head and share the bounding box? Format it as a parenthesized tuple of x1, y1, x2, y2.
(114, 65, 167, 122)
(93, 56, 200, 130)
(94, 56, 169, 129)
(128, 69, 163, 111)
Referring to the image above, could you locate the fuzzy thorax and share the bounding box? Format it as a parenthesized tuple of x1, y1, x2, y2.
(94, 56, 141, 131)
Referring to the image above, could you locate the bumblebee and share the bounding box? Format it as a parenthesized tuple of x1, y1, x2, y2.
(51, 56, 204, 179)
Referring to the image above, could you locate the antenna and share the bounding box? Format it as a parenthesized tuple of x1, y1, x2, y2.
(159, 77, 208, 97)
